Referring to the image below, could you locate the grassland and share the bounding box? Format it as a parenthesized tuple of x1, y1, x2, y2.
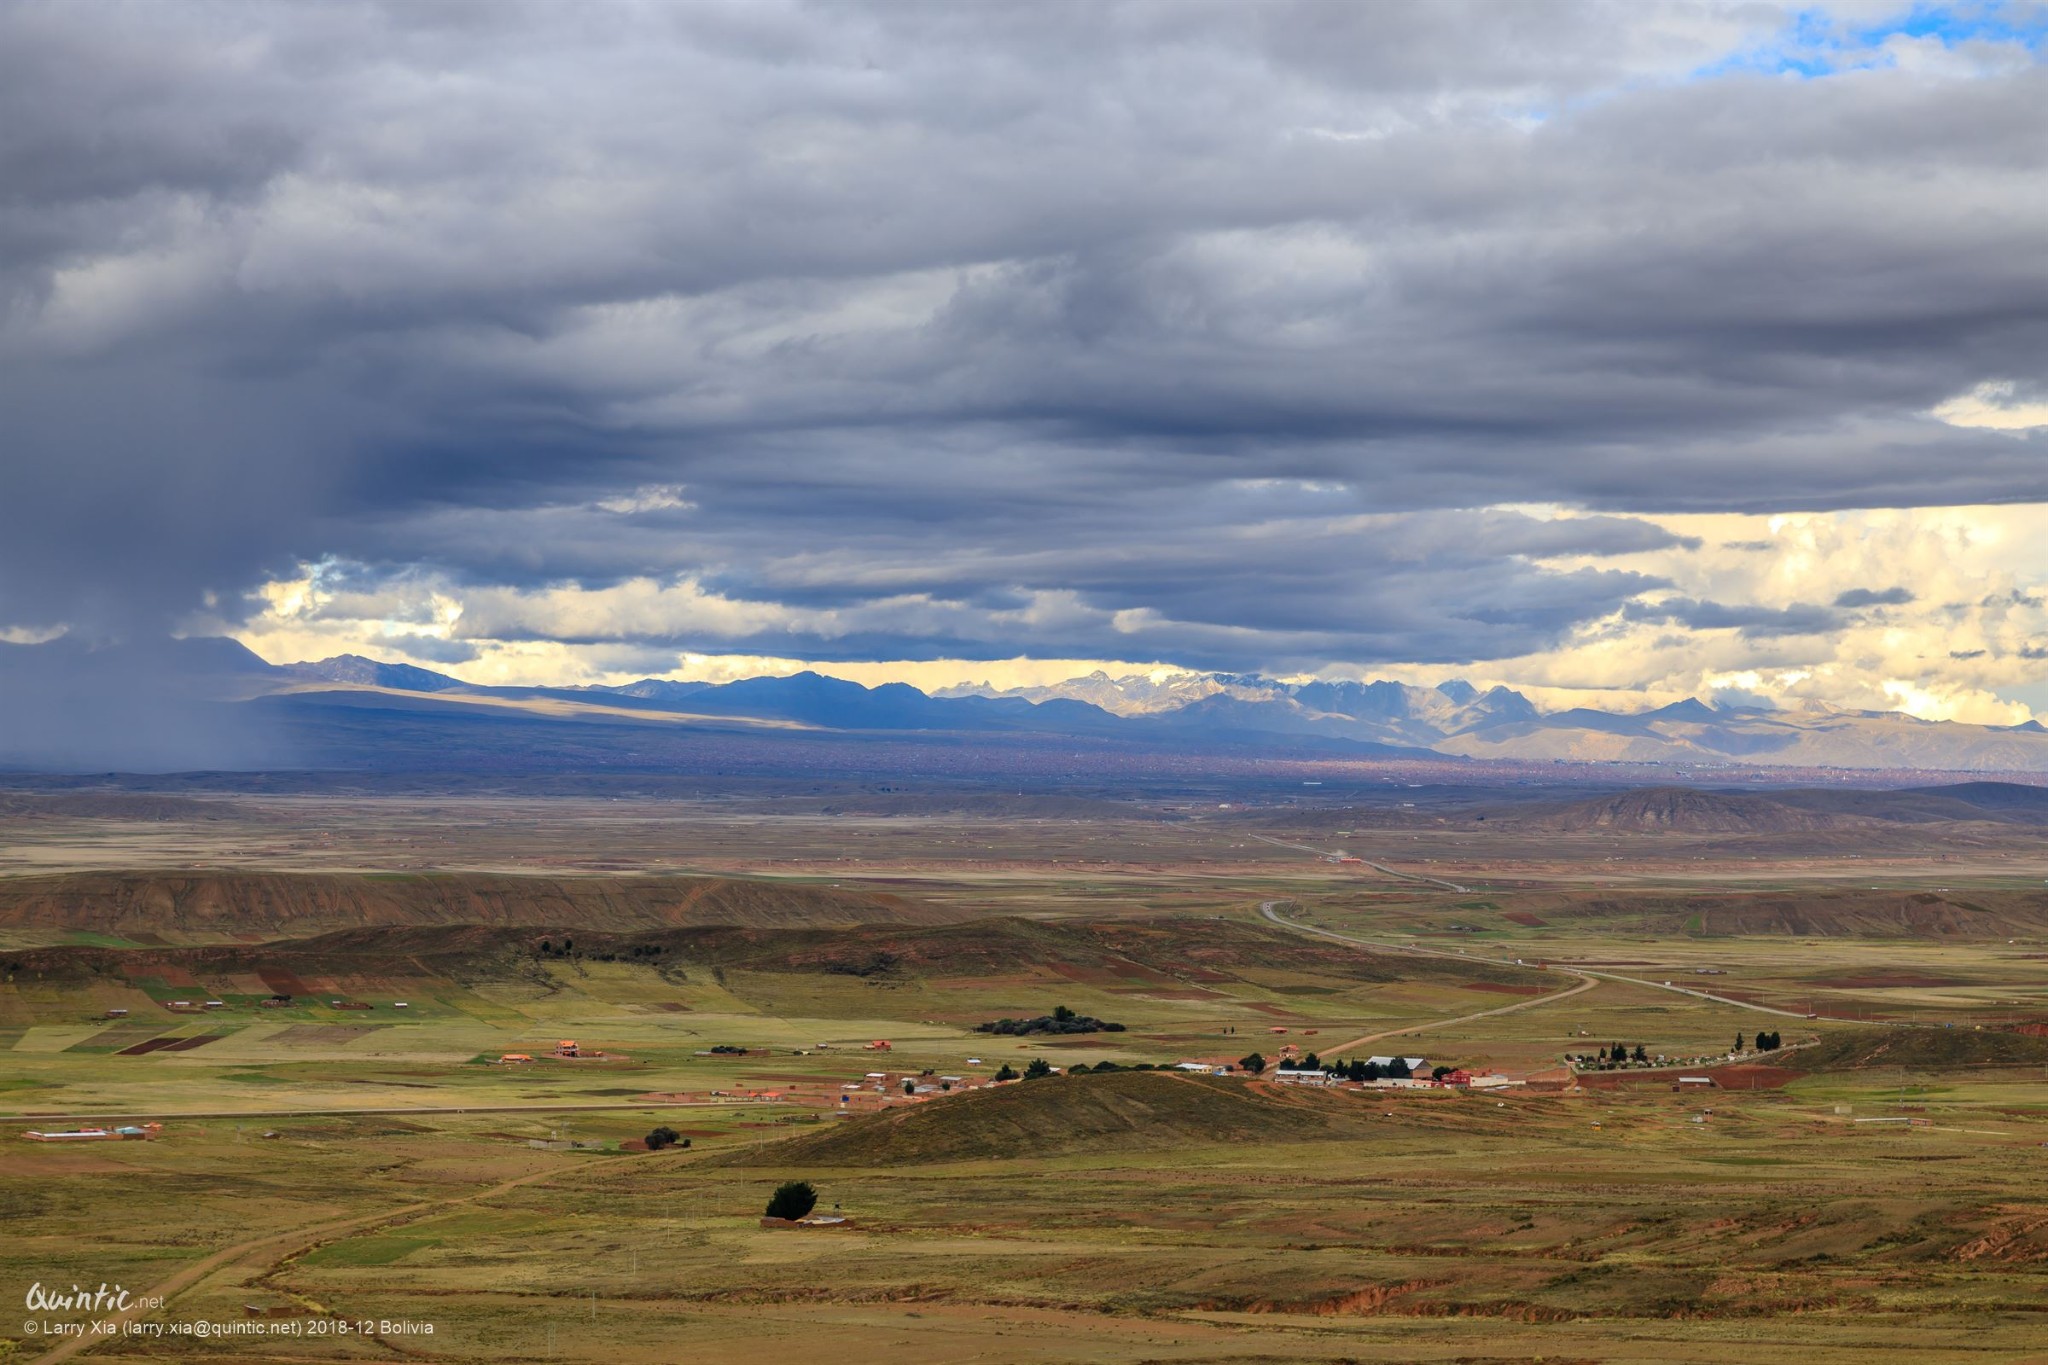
(4, 786, 2048, 1362)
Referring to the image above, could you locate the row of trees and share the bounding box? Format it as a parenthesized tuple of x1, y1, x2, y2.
(1741, 1031, 1783, 1052)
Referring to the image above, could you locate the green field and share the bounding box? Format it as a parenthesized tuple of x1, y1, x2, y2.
(6, 796, 2048, 1364)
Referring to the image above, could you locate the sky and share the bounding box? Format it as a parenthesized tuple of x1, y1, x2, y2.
(5, 1, 2048, 724)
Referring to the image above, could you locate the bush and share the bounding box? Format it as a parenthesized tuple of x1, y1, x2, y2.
(765, 1180, 818, 1221)
(645, 1125, 681, 1151)
(994, 1063, 1019, 1081)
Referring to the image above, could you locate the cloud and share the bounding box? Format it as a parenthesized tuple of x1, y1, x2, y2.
(2, 1, 2046, 703)
(1931, 379, 2048, 430)
(1833, 585, 1915, 607)
(1624, 597, 1842, 638)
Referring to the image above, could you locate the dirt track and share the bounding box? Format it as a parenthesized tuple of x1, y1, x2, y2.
(1256, 901, 1600, 1054)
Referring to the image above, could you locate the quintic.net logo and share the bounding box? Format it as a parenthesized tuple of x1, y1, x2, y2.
(25, 1283, 133, 1313)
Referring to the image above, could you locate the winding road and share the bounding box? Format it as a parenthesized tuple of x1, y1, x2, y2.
(1258, 900, 1598, 1054)
(1256, 893, 1822, 1024)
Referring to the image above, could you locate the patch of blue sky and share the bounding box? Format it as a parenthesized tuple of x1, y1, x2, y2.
(1692, 2, 2047, 81)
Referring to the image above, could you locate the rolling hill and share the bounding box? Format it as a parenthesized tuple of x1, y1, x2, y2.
(1780, 1027, 2048, 1073)
(0, 871, 950, 936)
(726, 1068, 1379, 1165)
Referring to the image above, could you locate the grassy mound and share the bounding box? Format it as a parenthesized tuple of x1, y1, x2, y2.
(1782, 1027, 2048, 1073)
(725, 1069, 1375, 1166)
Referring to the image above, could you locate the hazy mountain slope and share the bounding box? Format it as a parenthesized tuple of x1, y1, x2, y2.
(1509, 787, 1862, 834)
(280, 654, 472, 692)
(15, 639, 2048, 773)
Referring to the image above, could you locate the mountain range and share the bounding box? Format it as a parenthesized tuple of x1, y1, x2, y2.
(7, 639, 2048, 775)
(280, 653, 2048, 773)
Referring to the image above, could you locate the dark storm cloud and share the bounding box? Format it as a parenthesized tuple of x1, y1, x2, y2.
(1624, 597, 1842, 638)
(3, 1, 2045, 673)
(1834, 586, 1916, 607)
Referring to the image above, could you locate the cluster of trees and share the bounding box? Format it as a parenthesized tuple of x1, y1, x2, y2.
(1246, 1053, 1443, 1082)
(1321, 1057, 1415, 1081)
(643, 1126, 690, 1151)
(707, 1044, 747, 1055)
(980, 1058, 1094, 1082)
(976, 1005, 1126, 1036)
(1742, 1031, 1783, 1052)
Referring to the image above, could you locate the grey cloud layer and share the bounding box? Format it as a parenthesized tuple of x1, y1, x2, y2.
(4, 2, 2045, 670)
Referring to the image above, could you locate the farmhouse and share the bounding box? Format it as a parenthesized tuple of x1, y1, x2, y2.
(1272, 1069, 1333, 1085)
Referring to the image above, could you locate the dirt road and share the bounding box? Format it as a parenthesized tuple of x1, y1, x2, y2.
(29, 1163, 572, 1365)
(1248, 834, 1471, 892)
(1258, 901, 1600, 1054)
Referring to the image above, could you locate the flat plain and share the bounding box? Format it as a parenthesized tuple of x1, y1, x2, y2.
(5, 778, 2048, 1364)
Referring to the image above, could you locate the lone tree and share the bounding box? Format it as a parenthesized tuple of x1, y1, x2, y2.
(1239, 1052, 1267, 1075)
(764, 1180, 818, 1221)
(1735, 1032, 1746, 1054)
(644, 1125, 681, 1151)
(1632, 1044, 1648, 1064)
(994, 1062, 1019, 1081)
(1022, 1058, 1054, 1080)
